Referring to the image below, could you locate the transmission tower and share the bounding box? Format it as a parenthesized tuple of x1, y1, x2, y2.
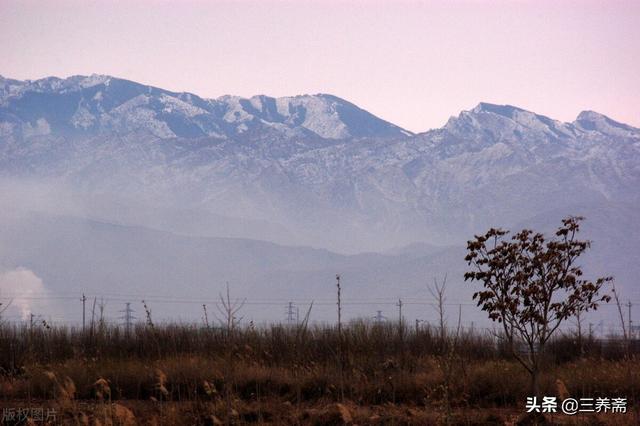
(285, 301, 297, 324)
(373, 310, 387, 324)
(119, 302, 136, 335)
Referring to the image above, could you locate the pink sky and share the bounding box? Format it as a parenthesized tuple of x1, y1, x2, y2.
(1, 0, 638, 132)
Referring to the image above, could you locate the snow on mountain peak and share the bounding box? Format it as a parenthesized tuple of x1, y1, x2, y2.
(471, 102, 525, 116)
(2, 74, 637, 145)
(574, 110, 637, 137)
(1, 76, 639, 257)
(78, 74, 112, 88)
(442, 102, 575, 141)
(577, 110, 609, 121)
(0, 75, 412, 140)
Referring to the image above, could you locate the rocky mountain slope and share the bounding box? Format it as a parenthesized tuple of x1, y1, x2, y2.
(3, 75, 638, 250)
(0, 74, 410, 140)
(0, 74, 638, 321)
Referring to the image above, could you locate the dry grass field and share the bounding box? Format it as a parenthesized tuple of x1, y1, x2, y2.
(0, 322, 638, 425)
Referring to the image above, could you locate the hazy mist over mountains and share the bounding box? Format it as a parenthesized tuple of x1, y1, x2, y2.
(1, 74, 638, 324)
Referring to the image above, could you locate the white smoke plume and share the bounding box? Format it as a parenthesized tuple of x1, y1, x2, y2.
(0, 267, 48, 321)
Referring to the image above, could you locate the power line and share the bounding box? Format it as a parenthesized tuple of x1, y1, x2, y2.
(7, 295, 640, 309)
(4, 291, 640, 305)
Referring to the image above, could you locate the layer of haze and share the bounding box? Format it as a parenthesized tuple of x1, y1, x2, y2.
(1, 0, 639, 132)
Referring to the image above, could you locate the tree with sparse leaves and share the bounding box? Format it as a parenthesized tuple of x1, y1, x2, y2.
(464, 216, 611, 395)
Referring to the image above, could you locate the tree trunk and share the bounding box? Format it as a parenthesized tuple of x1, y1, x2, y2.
(531, 368, 541, 398)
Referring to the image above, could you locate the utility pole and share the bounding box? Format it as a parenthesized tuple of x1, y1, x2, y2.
(397, 298, 404, 344)
(336, 274, 342, 336)
(397, 298, 405, 366)
(629, 301, 633, 339)
(80, 293, 87, 332)
(335, 273, 344, 402)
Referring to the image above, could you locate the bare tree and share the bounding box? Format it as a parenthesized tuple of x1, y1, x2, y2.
(295, 301, 314, 342)
(90, 297, 97, 337)
(0, 298, 12, 325)
(464, 216, 611, 396)
(202, 304, 210, 329)
(428, 274, 448, 344)
(335, 274, 345, 402)
(611, 281, 631, 360)
(141, 300, 155, 329)
(611, 282, 627, 340)
(428, 274, 461, 424)
(573, 310, 584, 355)
(215, 282, 245, 426)
(336, 274, 342, 337)
(294, 301, 314, 408)
(98, 298, 107, 334)
(216, 282, 246, 335)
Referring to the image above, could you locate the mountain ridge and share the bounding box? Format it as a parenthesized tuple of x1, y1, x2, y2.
(1, 74, 639, 254)
(1, 74, 639, 321)
(0, 74, 412, 140)
(4, 74, 636, 139)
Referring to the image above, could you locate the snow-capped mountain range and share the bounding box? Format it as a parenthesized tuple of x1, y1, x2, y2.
(1, 74, 639, 321)
(0, 74, 410, 140)
(1, 74, 639, 253)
